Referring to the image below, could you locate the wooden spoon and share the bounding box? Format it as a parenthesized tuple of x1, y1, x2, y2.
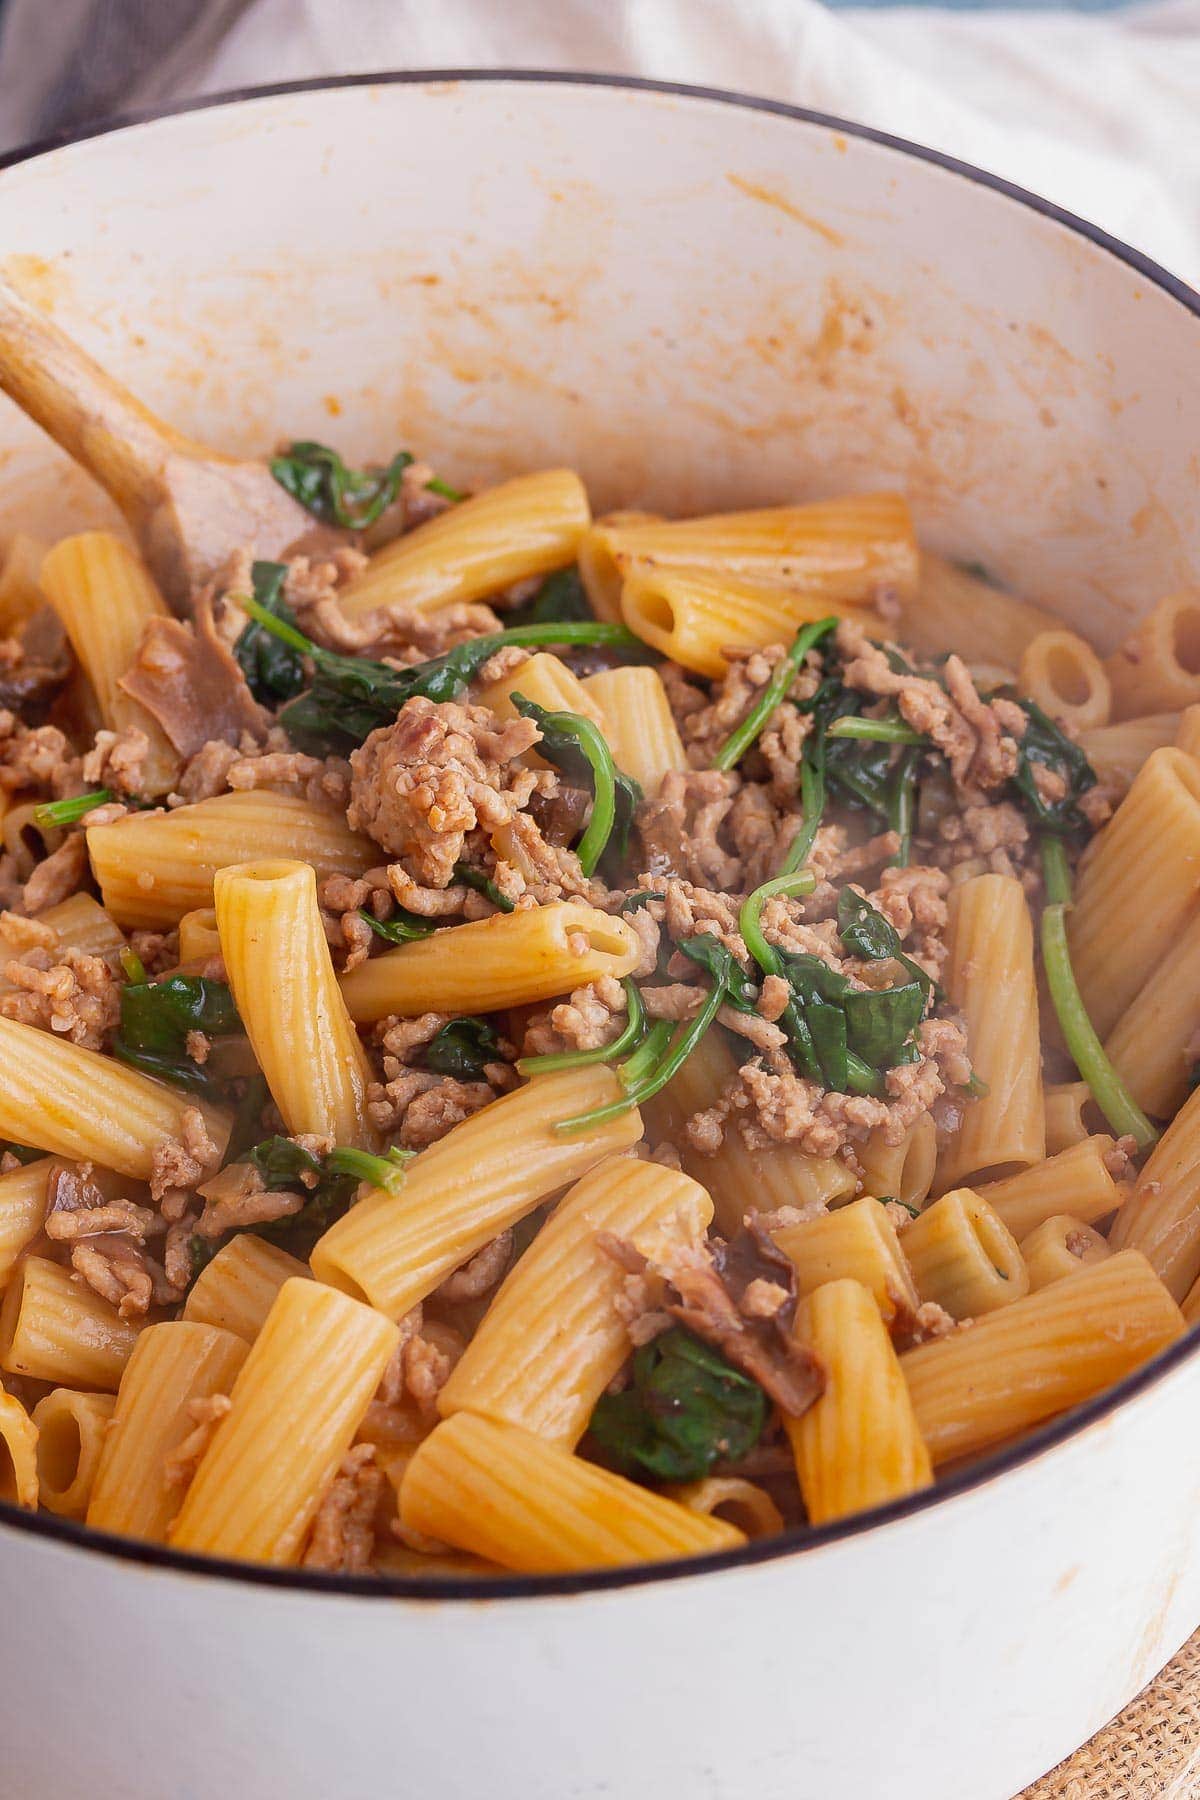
(0, 275, 318, 609)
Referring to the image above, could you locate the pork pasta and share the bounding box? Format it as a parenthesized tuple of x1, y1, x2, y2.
(0, 443, 1191, 1577)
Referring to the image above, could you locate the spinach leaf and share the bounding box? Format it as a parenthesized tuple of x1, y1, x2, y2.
(842, 982, 926, 1070)
(270, 442, 415, 531)
(589, 1327, 768, 1483)
(511, 694, 642, 874)
(233, 560, 307, 703)
(113, 975, 242, 1096)
(453, 862, 516, 914)
(618, 890, 665, 914)
(417, 1017, 501, 1079)
(358, 907, 439, 944)
(1010, 697, 1096, 836)
(504, 566, 594, 629)
(245, 1135, 410, 1254)
(677, 933, 758, 1013)
(236, 598, 640, 756)
(836, 888, 939, 998)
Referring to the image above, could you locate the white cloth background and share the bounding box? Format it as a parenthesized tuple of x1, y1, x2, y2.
(0, 0, 1199, 284)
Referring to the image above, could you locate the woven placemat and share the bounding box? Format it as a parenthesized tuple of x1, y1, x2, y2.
(1017, 1629, 1200, 1798)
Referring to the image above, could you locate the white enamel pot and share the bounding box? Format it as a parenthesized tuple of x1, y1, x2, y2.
(0, 75, 1198, 1800)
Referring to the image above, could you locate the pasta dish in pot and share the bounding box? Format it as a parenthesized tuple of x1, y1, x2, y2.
(0, 442, 1195, 1576)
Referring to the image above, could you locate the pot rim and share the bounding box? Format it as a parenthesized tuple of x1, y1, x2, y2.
(0, 67, 1197, 1604)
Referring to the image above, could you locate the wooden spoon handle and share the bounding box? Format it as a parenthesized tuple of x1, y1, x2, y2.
(0, 275, 188, 522)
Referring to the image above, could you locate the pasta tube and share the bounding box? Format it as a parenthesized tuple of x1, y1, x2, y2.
(0, 1255, 143, 1390)
(177, 907, 221, 963)
(0, 1158, 50, 1291)
(182, 1234, 309, 1342)
(169, 1281, 397, 1564)
(340, 471, 590, 617)
(312, 1066, 643, 1316)
(0, 1385, 38, 1508)
(1183, 1274, 1200, 1329)
(87, 789, 376, 930)
(439, 1156, 713, 1445)
(1175, 703, 1200, 761)
(606, 493, 917, 600)
(1105, 591, 1200, 718)
(477, 651, 606, 729)
(902, 1251, 1184, 1464)
(215, 859, 373, 1145)
(40, 532, 179, 793)
(772, 1198, 920, 1326)
(899, 555, 1058, 669)
(900, 1188, 1029, 1317)
(0, 1015, 229, 1178)
(857, 1114, 937, 1213)
(87, 1320, 248, 1542)
(577, 512, 661, 622)
(641, 1027, 856, 1237)
(1018, 629, 1111, 733)
(581, 666, 688, 792)
(0, 894, 124, 997)
(1042, 1082, 1100, 1156)
(1104, 909, 1200, 1119)
(31, 1389, 115, 1518)
(663, 1477, 783, 1540)
(339, 901, 640, 1024)
(786, 1279, 933, 1525)
(975, 1137, 1124, 1241)
(1077, 712, 1178, 798)
(400, 1412, 745, 1572)
(1021, 1216, 1110, 1291)
(936, 874, 1044, 1188)
(1069, 748, 1200, 1037)
(620, 565, 875, 678)
(1110, 1084, 1200, 1299)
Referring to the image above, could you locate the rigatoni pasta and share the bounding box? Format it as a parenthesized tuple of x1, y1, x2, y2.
(0, 432, 1194, 1582)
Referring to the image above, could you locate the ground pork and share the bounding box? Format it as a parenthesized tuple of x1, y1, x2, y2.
(302, 1444, 383, 1573)
(20, 833, 88, 915)
(347, 698, 540, 886)
(164, 1396, 232, 1488)
(835, 618, 1025, 798)
(193, 1160, 306, 1238)
(637, 769, 742, 888)
(521, 975, 627, 1057)
(0, 716, 80, 798)
(149, 1106, 222, 1204)
(81, 726, 151, 796)
(490, 810, 601, 905)
(69, 1238, 176, 1319)
(436, 1230, 514, 1302)
(0, 946, 121, 1049)
(601, 1234, 825, 1417)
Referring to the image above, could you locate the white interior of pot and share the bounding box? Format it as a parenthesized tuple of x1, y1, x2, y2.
(0, 77, 1196, 651)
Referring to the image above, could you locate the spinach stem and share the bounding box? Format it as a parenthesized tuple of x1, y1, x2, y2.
(826, 716, 926, 745)
(1038, 836, 1158, 1150)
(712, 617, 838, 772)
(555, 991, 726, 1134)
(780, 759, 826, 876)
(517, 978, 646, 1075)
(326, 1144, 413, 1194)
(33, 788, 115, 829)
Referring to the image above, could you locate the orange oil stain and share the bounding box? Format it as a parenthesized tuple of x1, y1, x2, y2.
(725, 174, 846, 247)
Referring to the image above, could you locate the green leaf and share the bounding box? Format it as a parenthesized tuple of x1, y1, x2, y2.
(417, 1017, 501, 1079)
(618, 890, 665, 913)
(589, 1327, 768, 1483)
(270, 441, 415, 530)
(676, 933, 758, 1013)
(113, 975, 243, 1096)
(358, 907, 438, 944)
(836, 888, 939, 998)
(240, 601, 642, 757)
(504, 566, 594, 629)
(233, 561, 307, 703)
(453, 862, 516, 914)
(1010, 697, 1097, 836)
(511, 694, 642, 874)
(842, 981, 926, 1071)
